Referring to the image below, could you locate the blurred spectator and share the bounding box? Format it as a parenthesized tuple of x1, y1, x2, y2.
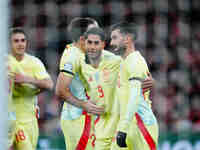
(189, 94, 200, 132)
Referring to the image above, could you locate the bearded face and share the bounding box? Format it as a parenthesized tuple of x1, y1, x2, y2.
(110, 29, 126, 56)
(85, 34, 104, 60)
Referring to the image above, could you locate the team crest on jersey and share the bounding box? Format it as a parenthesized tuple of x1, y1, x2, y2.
(64, 63, 73, 72)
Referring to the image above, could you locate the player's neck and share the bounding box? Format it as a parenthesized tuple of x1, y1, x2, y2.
(89, 57, 101, 68)
(12, 53, 24, 62)
(122, 43, 135, 59)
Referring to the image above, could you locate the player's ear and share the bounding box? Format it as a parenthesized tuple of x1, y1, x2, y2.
(102, 41, 106, 49)
(79, 36, 86, 45)
(123, 35, 129, 45)
(127, 34, 133, 41)
(26, 37, 30, 51)
(80, 36, 85, 42)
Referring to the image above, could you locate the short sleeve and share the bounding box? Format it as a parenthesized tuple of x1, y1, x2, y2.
(34, 58, 50, 80)
(59, 47, 80, 77)
(126, 55, 148, 81)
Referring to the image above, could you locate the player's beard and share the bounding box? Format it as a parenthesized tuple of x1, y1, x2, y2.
(110, 44, 126, 56)
(117, 45, 126, 57)
(85, 50, 102, 65)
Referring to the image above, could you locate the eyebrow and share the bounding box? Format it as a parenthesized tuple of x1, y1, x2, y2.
(13, 38, 27, 42)
(87, 40, 100, 43)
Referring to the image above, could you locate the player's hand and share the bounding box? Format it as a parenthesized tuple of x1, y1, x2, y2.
(142, 72, 155, 93)
(14, 73, 34, 84)
(116, 131, 127, 147)
(82, 101, 105, 115)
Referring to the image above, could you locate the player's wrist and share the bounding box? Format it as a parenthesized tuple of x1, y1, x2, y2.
(25, 76, 35, 84)
(79, 100, 87, 109)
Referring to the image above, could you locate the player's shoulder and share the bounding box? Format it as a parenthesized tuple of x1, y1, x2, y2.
(65, 43, 73, 49)
(7, 53, 14, 61)
(62, 43, 83, 58)
(126, 51, 145, 63)
(60, 44, 85, 68)
(126, 51, 148, 72)
(64, 43, 81, 54)
(24, 53, 44, 66)
(7, 54, 18, 72)
(102, 50, 122, 61)
(7, 54, 16, 68)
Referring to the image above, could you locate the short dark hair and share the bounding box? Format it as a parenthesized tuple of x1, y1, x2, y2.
(110, 21, 138, 40)
(9, 27, 28, 40)
(67, 17, 97, 42)
(84, 27, 105, 41)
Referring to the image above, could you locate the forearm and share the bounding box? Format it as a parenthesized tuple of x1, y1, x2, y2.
(30, 78, 54, 91)
(55, 73, 86, 108)
(118, 80, 141, 133)
(55, 73, 104, 115)
(56, 87, 86, 108)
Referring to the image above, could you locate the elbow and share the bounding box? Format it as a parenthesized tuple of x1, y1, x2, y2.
(55, 87, 62, 99)
(55, 86, 66, 102)
(55, 86, 72, 103)
(48, 80, 54, 90)
(55, 88, 60, 98)
(45, 79, 54, 91)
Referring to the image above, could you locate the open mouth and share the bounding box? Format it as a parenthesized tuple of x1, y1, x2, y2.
(87, 52, 95, 55)
(108, 45, 118, 52)
(87, 52, 97, 57)
(17, 48, 25, 51)
(113, 48, 118, 51)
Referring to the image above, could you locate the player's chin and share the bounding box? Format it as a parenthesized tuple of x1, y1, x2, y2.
(16, 49, 25, 54)
(87, 53, 97, 59)
(112, 49, 120, 55)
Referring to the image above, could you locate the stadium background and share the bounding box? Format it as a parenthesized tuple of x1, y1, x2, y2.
(10, 0, 200, 149)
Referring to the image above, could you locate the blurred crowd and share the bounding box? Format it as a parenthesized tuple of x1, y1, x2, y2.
(10, 0, 200, 135)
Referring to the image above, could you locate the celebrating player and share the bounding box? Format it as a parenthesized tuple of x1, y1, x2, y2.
(110, 22, 159, 150)
(55, 17, 104, 150)
(56, 17, 155, 150)
(8, 27, 53, 150)
(79, 27, 121, 150)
